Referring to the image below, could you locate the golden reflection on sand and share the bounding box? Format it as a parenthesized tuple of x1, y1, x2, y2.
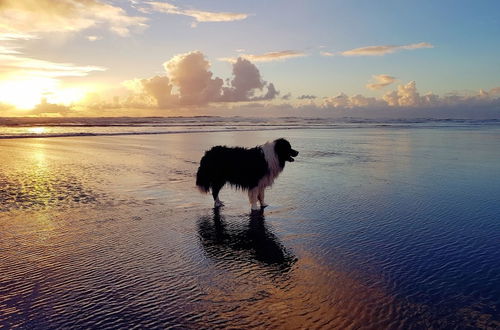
(30, 141, 47, 166)
(196, 248, 399, 328)
(29, 213, 58, 241)
(27, 142, 53, 207)
(196, 211, 400, 328)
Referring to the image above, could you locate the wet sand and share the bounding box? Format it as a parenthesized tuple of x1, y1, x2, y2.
(1, 127, 500, 328)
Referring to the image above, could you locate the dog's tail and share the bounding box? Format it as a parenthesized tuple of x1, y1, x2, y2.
(196, 156, 211, 193)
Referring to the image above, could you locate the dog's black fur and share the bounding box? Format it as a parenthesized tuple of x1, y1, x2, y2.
(196, 138, 298, 207)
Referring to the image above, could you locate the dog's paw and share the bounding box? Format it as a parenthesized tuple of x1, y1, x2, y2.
(251, 204, 260, 211)
(214, 200, 224, 208)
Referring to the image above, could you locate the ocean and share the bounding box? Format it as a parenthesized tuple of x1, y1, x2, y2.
(1, 117, 499, 328)
(1, 116, 498, 139)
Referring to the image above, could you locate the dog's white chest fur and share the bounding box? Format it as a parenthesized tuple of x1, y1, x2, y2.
(259, 141, 282, 188)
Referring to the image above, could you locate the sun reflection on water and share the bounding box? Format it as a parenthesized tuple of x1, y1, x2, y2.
(28, 127, 47, 135)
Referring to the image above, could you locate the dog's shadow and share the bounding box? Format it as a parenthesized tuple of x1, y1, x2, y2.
(197, 209, 297, 274)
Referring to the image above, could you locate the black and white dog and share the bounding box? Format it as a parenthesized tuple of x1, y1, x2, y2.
(196, 138, 298, 210)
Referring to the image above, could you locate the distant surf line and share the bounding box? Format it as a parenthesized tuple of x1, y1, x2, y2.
(1, 121, 497, 139)
(0, 126, 329, 139)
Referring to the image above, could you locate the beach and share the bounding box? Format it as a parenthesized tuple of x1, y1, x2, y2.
(1, 123, 499, 328)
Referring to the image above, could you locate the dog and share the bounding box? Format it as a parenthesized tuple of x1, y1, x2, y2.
(196, 138, 298, 210)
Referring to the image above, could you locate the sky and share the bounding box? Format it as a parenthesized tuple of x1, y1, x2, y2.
(0, 0, 499, 117)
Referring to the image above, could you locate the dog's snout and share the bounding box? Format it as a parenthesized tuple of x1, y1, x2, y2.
(291, 149, 299, 157)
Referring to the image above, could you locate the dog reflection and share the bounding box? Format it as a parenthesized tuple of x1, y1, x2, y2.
(197, 209, 296, 272)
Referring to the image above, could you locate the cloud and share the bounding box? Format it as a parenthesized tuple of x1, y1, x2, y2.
(121, 75, 177, 108)
(146, 1, 248, 26)
(222, 57, 279, 101)
(0, 33, 37, 41)
(321, 81, 427, 109)
(320, 51, 335, 57)
(259, 83, 279, 100)
(220, 50, 306, 63)
(27, 82, 500, 118)
(383, 81, 421, 106)
(341, 42, 433, 56)
(322, 93, 384, 109)
(0, 53, 105, 79)
(319, 81, 500, 110)
(298, 95, 317, 100)
(140, 75, 177, 108)
(0, 33, 37, 55)
(366, 74, 396, 90)
(0, 0, 147, 36)
(0, 34, 106, 108)
(320, 82, 500, 111)
(490, 87, 500, 95)
(164, 51, 224, 105)
(221, 57, 265, 101)
(122, 51, 279, 108)
(86, 35, 102, 42)
(242, 51, 306, 62)
(31, 98, 72, 116)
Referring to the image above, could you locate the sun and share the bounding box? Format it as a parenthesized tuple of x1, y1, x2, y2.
(0, 78, 51, 109)
(0, 77, 87, 110)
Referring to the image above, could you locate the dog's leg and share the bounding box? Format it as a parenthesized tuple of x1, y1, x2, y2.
(258, 188, 268, 209)
(212, 183, 224, 208)
(248, 188, 259, 211)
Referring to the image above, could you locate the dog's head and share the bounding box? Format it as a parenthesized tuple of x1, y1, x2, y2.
(274, 138, 299, 167)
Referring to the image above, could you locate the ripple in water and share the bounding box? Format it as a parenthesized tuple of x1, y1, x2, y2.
(0, 172, 101, 212)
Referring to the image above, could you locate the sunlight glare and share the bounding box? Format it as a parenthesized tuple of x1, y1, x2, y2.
(0, 78, 88, 110)
(0, 78, 54, 109)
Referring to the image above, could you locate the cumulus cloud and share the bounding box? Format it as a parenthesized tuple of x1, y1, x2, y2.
(164, 51, 224, 105)
(139, 75, 177, 108)
(477, 87, 500, 98)
(489, 87, 500, 95)
(24, 82, 500, 118)
(0, 0, 147, 36)
(323, 93, 350, 108)
(321, 81, 427, 109)
(221, 57, 265, 101)
(366, 74, 396, 90)
(318, 82, 500, 112)
(383, 81, 421, 106)
(318, 81, 500, 110)
(259, 83, 279, 100)
(31, 98, 72, 116)
(123, 51, 279, 108)
(341, 42, 433, 56)
(145, 1, 248, 27)
(322, 93, 384, 108)
(381, 82, 500, 108)
(219, 50, 306, 63)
